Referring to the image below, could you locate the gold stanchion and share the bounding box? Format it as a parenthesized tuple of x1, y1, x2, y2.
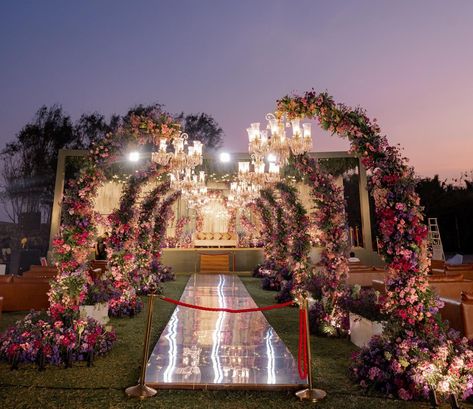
(125, 292, 158, 399)
(295, 292, 327, 403)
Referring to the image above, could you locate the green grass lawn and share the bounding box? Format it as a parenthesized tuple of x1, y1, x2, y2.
(0, 274, 464, 408)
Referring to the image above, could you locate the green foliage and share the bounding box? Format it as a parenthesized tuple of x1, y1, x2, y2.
(416, 174, 473, 252)
(176, 112, 223, 150)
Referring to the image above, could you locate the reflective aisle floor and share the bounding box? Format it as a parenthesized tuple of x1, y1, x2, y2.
(145, 273, 306, 390)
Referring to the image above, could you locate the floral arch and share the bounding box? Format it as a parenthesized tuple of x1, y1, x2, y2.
(275, 91, 457, 400)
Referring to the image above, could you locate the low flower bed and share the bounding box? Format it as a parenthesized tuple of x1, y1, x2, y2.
(0, 310, 116, 368)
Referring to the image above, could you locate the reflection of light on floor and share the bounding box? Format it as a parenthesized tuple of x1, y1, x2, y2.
(212, 275, 226, 383)
(163, 307, 179, 382)
(266, 327, 276, 384)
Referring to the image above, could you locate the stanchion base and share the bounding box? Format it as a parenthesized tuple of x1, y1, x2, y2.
(295, 388, 327, 403)
(125, 384, 157, 399)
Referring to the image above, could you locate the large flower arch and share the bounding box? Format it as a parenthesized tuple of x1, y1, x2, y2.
(51, 108, 180, 315)
(276, 90, 438, 334)
(276, 90, 453, 400)
(0, 108, 183, 367)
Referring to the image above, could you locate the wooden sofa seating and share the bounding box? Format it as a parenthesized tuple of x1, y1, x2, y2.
(193, 232, 238, 248)
(445, 269, 473, 281)
(23, 265, 58, 278)
(439, 293, 473, 339)
(446, 263, 473, 271)
(0, 296, 3, 321)
(426, 274, 473, 300)
(0, 275, 50, 311)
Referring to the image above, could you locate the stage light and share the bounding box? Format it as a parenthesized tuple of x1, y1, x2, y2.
(128, 151, 140, 162)
(267, 153, 277, 163)
(219, 152, 231, 163)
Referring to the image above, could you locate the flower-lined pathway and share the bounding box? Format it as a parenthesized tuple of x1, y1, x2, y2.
(145, 273, 305, 390)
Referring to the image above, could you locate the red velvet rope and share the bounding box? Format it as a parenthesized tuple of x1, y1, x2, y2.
(159, 295, 308, 380)
(159, 296, 295, 313)
(298, 308, 308, 379)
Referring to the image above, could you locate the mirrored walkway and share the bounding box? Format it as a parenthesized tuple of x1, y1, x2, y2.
(145, 273, 305, 390)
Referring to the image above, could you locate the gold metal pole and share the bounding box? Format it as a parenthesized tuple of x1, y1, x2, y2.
(295, 292, 327, 403)
(125, 293, 158, 399)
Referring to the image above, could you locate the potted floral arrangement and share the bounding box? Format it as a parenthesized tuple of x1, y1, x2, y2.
(79, 279, 113, 325)
(342, 285, 387, 348)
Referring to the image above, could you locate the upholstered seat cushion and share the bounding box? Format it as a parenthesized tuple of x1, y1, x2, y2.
(428, 273, 464, 282)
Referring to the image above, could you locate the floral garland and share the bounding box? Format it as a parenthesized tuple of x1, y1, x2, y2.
(292, 155, 350, 334)
(276, 91, 453, 400)
(253, 197, 276, 268)
(165, 216, 190, 248)
(273, 182, 312, 303)
(253, 190, 293, 293)
(238, 211, 260, 247)
(105, 164, 166, 316)
(150, 191, 181, 282)
(227, 208, 237, 234)
(260, 189, 289, 267)
(131, 181, 171, 294)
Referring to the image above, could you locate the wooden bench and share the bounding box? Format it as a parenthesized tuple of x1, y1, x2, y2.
(199, 253, 234, 273)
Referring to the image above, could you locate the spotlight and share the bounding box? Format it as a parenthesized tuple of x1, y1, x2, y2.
(219, 152, 231, 163)
(267, 153, 277, 163)
(128, 151, 140, 162)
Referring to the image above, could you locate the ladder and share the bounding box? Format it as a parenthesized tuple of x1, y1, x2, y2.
(428, 218, 445, 261)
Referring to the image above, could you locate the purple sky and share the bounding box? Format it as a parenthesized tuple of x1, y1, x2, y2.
(1, 0, 472, 179)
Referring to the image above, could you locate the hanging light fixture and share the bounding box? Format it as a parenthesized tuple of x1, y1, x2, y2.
(247, 114, 313, 166)
(151, 133, 203, 173)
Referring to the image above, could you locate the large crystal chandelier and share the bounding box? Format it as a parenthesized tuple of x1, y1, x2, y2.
(171, 168, 205, 195)
(151, 133, 203, 173)
(247, 114, 312, 166)
(228, 180, 261, 207)
(172, 169, 209, 209)
(237, 159, 280, 186)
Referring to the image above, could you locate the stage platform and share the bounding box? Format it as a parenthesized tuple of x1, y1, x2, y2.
(161, 248, 264, 273)
(145, 273, 306, 390)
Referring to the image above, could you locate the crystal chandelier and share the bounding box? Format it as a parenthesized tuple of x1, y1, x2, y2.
(171, 168, 205, 195)
(228, 180, 261, 207)
(172, 169, 209, 209)
(151, 133, 203, 173)
(237, 159, 280, 186)
(247, 114, 312, 166)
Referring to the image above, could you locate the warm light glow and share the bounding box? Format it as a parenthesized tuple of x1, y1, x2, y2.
(128, 151, 140, 162)
(219, 152, 231, 163)
(238, 161, 250, 174)
(268, 163, 279, 174)
(267, 153, 277, 163)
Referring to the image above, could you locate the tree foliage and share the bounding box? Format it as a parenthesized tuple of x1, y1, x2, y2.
(176, 112, 223, 150)
(416, 174, 473, 253)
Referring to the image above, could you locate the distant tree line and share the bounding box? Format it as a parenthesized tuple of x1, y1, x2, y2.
(0, 104, 223, 253)
(416, 174, 473, 254)
(0, 104, 223, 224)
(1, 104, 471, 255)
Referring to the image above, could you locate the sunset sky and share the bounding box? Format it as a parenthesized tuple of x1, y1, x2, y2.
(1, 0, 472, 179)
